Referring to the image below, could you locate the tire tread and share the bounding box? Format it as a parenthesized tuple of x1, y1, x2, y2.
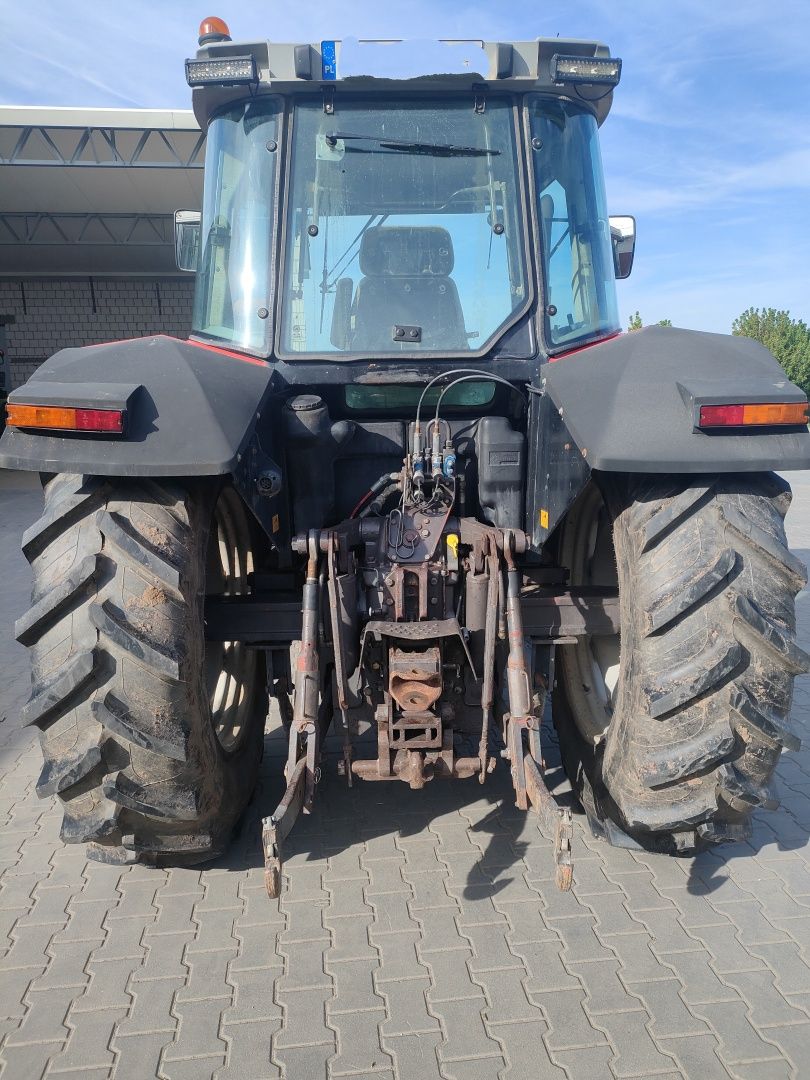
(562, 473, 807, 854)
(18, 473, 266, 865)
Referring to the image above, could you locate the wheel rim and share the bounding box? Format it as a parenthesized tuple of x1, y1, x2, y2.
(204, 488, 258, 753)
(560, 485, 620, 745)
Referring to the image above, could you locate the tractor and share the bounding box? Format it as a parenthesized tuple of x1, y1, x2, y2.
(2, 21, 809, 893)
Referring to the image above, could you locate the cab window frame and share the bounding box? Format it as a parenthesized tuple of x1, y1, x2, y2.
(189, 95, 285, 359)
(524, 93, 621, 356)
(274, 91, 536, 363)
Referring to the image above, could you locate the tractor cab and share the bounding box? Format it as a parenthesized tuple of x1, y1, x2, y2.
(180, 29, 632, 362)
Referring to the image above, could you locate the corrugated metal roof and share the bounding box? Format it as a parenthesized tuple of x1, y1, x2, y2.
(0, 107, 204, 276)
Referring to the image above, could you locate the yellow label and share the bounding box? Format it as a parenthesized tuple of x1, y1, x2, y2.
(272, 514, 280, 533)
(446, 533, 459, 556)
(539, 509, 549, 529)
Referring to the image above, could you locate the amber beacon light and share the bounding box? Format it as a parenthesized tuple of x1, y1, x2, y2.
(198, 16, 231, 46)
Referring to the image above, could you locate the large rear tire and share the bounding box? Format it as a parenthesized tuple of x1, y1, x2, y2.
(17, 474, 267, 865)
(555, 473, 808, 853)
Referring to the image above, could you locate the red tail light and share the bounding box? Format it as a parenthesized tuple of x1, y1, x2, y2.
(6, 403, 124, 433)
(699, 402, 809, 428)
(74, 408, 125, 432)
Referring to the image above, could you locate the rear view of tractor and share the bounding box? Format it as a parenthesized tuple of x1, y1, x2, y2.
(2, 21, 808, 890)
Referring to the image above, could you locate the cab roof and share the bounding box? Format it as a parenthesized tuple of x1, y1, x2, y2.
(190, 37, 618, 130)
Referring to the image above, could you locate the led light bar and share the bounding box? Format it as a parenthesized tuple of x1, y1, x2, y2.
(6, 403, 124, 433)
(551, 54, 622, 86)
(185, 55, 257, 87)
(699, 402, 809, 428)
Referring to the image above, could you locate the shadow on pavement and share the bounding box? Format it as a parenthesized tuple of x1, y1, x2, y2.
(208, 722, 575, 902)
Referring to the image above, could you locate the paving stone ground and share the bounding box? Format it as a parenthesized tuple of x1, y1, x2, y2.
(1, 467, 810, 1080)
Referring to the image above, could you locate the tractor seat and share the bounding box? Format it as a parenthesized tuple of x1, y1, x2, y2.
(350, 226, 467, 351)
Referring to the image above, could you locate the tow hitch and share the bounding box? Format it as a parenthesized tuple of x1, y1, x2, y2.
(262, 758, 306, 898)
(502, 534, 573, 891)
(261, 524, 574, 897)
(262, 532, 323, 898)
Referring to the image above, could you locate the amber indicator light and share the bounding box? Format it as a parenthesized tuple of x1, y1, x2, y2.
(6, 403, 124, 433)
(699, 402, 809, 428)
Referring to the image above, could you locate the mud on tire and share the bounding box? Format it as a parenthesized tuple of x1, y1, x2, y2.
(555, 473, 809, 853)
(17, 474, 267, 865)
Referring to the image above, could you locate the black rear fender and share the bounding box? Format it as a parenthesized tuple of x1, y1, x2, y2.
(0, 335, 285, 546)
(529, 326, 810, 547)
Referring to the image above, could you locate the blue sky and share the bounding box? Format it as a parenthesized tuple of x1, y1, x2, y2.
(2, 1, 808, 334)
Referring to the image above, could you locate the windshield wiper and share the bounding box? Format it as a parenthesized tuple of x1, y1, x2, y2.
(325, 132, 499, 157)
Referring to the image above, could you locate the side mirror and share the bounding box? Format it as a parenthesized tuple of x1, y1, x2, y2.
(174, 210, 201, 272)
(609, 215, 636, 279)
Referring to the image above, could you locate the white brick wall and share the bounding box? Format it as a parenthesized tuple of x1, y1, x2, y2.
(0, 278, 195, 389)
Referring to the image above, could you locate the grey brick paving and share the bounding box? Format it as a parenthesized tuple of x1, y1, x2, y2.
(1, 464, 810, 1079)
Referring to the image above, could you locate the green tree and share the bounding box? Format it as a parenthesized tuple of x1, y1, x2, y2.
(732, 308, 810, 396)
(628, 312, 671, 331)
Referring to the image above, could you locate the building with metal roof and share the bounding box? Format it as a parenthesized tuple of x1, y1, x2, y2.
(0, 106, 204, 395)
